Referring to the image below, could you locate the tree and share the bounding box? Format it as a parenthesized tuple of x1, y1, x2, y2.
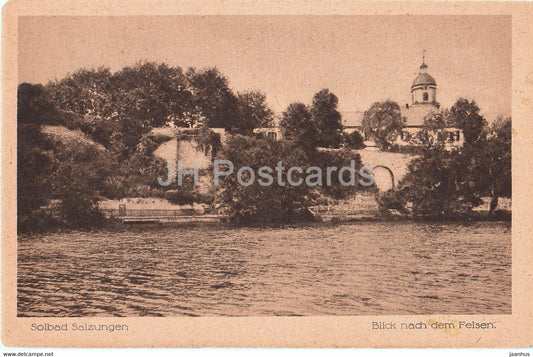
(186, 67, 239, 130)
(216, 135, 311, 223)
(18, 82, 122, 230)
(47, 142, 113, 227)
(362, 100, 405, 150)
(390, 112, 510, 219)
(234, 90, 274, 134)
(447, 98, 487, 145)
(381, 106, 477, 217)
(399, 147, 469, 217)
(469, 117, 511, 215)
(409, 110, 450, 149)
(17, 84, 57, 229)
(310, 148, 363, 199)
(46, 67, 115, 118)
(112, 62, 191, 129)
(279, 102, 319, 155)
(45, 62, 198, 159)
(342, 130, 366, 149)
(18, 83, 62, 126)
(310, 89, 343, 148)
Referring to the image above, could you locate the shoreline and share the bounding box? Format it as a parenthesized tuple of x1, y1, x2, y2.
(17, 212, 511, 236)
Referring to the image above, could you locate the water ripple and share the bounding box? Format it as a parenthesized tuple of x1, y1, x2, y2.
(18, 221, 511, 316)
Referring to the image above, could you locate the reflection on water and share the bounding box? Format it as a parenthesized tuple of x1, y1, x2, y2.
(18, 221, 511, 316)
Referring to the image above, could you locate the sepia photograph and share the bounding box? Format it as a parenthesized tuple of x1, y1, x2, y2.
(14, 14, 513, 319)
(4, 2, 532, 349)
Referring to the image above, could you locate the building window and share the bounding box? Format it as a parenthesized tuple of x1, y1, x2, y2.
(423, 92, 429, 101)
(402, 131, 411, 142)
(267, 132, 277, 140)
(449, 131, 455, 142)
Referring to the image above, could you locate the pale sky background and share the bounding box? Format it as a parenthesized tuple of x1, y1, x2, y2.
(18, 16, 511, 121)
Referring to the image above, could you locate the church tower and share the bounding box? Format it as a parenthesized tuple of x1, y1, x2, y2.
(401, 53, 440, 127)
(411, 55, 438, 107)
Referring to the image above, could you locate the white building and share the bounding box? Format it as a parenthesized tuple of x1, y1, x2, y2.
(262, 58, 464, 150)
(343, 59, 463, 149)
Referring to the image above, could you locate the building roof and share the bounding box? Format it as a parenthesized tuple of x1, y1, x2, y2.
(341, 111, 364, 127)
(412, 72, 436, 87)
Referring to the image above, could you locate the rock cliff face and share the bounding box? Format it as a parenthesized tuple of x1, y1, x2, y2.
(153, 137, 212, 170)
(152, 133, 215, 195)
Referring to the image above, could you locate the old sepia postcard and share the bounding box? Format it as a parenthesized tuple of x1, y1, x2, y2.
(2, 0, 532, 349)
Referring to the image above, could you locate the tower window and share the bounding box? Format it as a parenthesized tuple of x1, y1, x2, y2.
(423, 92, 429, 101)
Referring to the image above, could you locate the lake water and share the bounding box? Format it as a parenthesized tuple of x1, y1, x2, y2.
(18, 221, 511, 316)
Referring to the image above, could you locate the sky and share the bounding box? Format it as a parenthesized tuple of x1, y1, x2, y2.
(18, 15, 511, 121)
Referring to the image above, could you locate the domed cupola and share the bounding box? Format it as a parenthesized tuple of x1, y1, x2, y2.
(411, 57, 437, 106)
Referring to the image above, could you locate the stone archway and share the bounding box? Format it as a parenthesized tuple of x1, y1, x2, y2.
(372, 165, 395, 191)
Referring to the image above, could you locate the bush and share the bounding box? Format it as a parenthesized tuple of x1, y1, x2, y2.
(57, 194, 106, 228)
(216, 135, 311, 223)
(216, 136, 365, 223)
(342, 131, 366, 149)
(18, 209, 60, 233)
(312, 148, 363, 199)
(165, 190, 196, 205)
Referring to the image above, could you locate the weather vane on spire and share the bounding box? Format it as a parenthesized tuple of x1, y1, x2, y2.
(420, 49, 428, 71)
